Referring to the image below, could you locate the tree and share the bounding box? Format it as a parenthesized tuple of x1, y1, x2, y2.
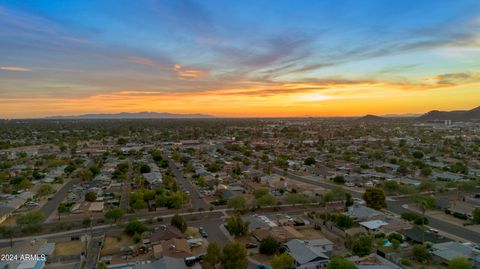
(271, 253, 295, 269)
(259, 236, 280, 255)
(203, 242, 222, 268)
(253, 188, 269, 199)
(125, 219, 147, 235)
(304, 157, 316, 166)
(38, 184, 55, 197)
(345, 193, 354, 207)
(411, 194, 436, 227)
(327, 256, 356, 269)
(89, 164, 101, 176)
(0, 226, 14, 247)
(85, 191, 97, 202)
(412, 244, 432, 264)
(335, 215, 355, 229)
(346, 233, 372, 257)
(473, 208, 480, 224)
(333, 175, 345, 184)
(413, 151, 424, 159)
(227, 195, 247, 211)
(171, 214, 187, 233)
(225, 214, 249, 237)
(363, 187, 386, 210)
(76, 168, 93, 182)
(221, 242, 248, 269)
(420, 166, 432, 177)
(256, 193, 276, 207)
(448, 257, 472, 269)
(105, 208, 124, 223)
(285, 193, 311, 204)
(16, 211, 45, 233)
(140, 164, 151, 174)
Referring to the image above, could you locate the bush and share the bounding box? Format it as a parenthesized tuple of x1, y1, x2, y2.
(259, 236, 280, 255)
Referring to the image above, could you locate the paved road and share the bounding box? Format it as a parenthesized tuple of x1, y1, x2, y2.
(40, 178, 80, 221)
(163, 154, 208, 209)
(274, 168, 480, 243)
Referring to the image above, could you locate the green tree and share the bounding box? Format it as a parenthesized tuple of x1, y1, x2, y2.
(473, 208, 480, 224)
(225, 214, 249, 237)
(335, 215, 355, 229)
(76, 168, 93, 182)
(85, 191, 97, 202)
(346, 233, 372, 257)
(37, 184, 55, 197)
(271, 253, 295, 269)
(413, 151, 424, 159)
(125, 219, 147, 235)
(0, 226, 14, 247)
(105, 208, 124, 223)
(253, 188, 269, 199)
(420, 166, 432, 177)
(203, 242, 222, 268)
(140, 164, 151, 174)
(256, 193, 276, 207)
(327, 256, 356, 269)
(227, 195, 247, 211)
(16, 211, 45, 233)
(363, 187, 386, 210)
(412, 244, 432, 264)
(448, 257, 472, 269)
(171, 214, 187, 233)
(304, 157, 316, 166)
(89, 164, 101, 176)
(285, 193, 311, 204)
(221, 242, 248, 269)
(259, 236, 280, 255)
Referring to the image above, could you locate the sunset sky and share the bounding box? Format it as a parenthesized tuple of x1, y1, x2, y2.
(0, 0, 479, 118)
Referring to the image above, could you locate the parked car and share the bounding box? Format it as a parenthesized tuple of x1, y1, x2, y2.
(245, 243, 257, 249)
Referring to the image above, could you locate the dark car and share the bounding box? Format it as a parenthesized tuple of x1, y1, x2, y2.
(245, 243, 257, 249)
(199, 228, 208, 238)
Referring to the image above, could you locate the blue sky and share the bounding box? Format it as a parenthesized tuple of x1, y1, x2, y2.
(0, 0, 479, 117)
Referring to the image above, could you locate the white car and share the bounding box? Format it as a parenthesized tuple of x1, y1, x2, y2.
(402, 204, 409, 209)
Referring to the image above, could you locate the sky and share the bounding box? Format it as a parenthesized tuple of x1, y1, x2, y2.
(0, 0, 479, 118)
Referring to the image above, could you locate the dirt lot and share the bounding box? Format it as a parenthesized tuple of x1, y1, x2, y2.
(53, 241, 85, 256)
(101, 235, 135, 256)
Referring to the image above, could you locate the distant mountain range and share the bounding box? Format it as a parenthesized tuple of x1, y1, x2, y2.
(417, 106, 480, 122)
(357, 106, 480, 122)
(45, 112, 214, 119)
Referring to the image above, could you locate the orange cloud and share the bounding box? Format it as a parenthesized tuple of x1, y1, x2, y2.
(173, 64, 205, 79)
(0, 66, 31, 72)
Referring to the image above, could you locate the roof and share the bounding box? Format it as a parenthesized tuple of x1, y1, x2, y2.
(150, 226, 184, 243)
(346, 204, 384, 221)
(349, 254, 402, 269)
(88, 202, 104, 212)
(285, 239, 330, 265)
(402, 227, 451, 244)
(359, 220, 389, 230)
(431, 241, 480, 262)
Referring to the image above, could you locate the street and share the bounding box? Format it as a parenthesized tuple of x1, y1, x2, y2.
(163, 154, 209, 209)
(40, 178, 80, 221)
(274, 168, 480, 243)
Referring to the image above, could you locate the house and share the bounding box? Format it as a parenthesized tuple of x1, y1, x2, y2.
(0, 239, 53, 269)
(150, 225, 184, 244)
(284, 239, 332, 269)
(359, 220, 389, 232)
(431, 241, 480, 268)
(252, 226, 304, 243)
(349, 253, 402, 269)
(401, 227, 450, 244)
(346, 204, 384, 222)
(159, 238, 192, 258)
(88, 202, 104, 212)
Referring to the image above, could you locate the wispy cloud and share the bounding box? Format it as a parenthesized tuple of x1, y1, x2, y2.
(0, 66, 31, 72)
